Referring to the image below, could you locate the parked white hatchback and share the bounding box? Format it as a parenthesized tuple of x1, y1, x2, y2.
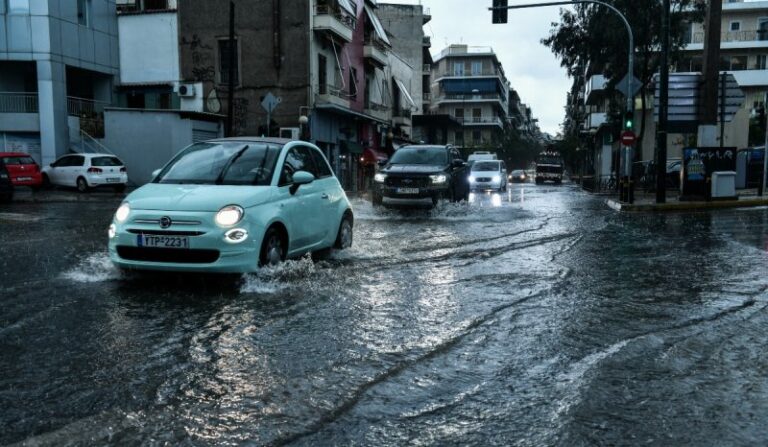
(42, 153, 129, 192)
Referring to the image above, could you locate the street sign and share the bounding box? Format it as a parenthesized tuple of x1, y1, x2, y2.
(653, 72, 745, 126)
(261, 92, 282, 113)
(620, 131, 637, 146)
(616, 73, 642, 98)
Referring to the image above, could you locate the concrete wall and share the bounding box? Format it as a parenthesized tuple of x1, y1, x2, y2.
(178, 0, 310, 136)
(104, 109, 223, 184)
(118, 11, 179, 84)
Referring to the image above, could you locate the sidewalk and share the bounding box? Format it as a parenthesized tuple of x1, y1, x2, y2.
(606, 189, 768, 212)
(10, 188, 128, 204)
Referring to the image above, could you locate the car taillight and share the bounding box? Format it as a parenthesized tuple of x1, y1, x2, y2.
(120, 167, 127, 173)
(88, 167, 103, 174)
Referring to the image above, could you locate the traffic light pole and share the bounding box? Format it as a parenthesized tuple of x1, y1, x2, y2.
(491, 1, 635, 202)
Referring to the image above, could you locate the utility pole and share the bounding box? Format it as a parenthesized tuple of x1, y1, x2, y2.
(699, 0, 723, 145)
(656, 0, 670, 203)
(226, 1, 236, 138)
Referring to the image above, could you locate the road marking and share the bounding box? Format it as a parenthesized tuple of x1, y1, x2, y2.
(0, 212, 45, 222)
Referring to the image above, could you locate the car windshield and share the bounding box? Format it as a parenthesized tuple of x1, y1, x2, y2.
(91, 157, 123, 167)
(512, 170, 525, 175)
(389, 147, 447, 165)
(2, 156, 36, 165)
(155, 142, 281, 186)
(472, 161, 500, 172)
(537, 156, 561, 165)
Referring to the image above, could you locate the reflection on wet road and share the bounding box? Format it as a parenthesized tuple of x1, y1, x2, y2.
(1, 183, 768, 445)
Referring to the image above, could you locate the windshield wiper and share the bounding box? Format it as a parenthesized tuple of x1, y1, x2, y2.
(215, 145, 249, 185)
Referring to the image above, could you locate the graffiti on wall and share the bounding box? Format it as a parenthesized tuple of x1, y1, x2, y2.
(232, 97, 250, 136)
(181, 34, 216, 83)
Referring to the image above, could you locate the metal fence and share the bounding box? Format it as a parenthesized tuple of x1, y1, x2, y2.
(66, 96, 108, 116)
(0, 92, 39, 113)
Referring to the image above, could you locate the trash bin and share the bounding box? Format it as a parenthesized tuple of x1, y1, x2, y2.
(711, 171, 737, 200)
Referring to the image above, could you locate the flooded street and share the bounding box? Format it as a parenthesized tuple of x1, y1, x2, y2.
(2, 184, 768, 446)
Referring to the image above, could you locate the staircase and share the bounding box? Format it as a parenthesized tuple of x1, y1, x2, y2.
(70, 129, 136, 186)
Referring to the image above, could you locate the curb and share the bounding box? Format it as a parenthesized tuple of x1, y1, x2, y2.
(11, 194, 126, 204)
(607, 198, 768, 213)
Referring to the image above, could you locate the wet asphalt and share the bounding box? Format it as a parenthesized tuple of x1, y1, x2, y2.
(1, 183, 768, 446)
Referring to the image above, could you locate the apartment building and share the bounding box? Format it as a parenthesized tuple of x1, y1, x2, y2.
(0, 0, 119, 165)
(428, 45, 510, 150)
(176, 0, 415, 191)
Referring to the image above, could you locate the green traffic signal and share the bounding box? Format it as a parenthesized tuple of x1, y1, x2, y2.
(624, 111, 634, 130)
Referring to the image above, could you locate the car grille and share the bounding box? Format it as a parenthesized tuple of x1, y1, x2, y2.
(385, 177, 430, 188)
(117, 246, 220, 264)
(476, 177, 493, 182)
(127, 229, 206, 236)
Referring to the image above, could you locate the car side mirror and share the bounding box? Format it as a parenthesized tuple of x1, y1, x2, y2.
(290, 170, 315, 195)
(452, 159, 467, 168)
(151, 169, 161, 178)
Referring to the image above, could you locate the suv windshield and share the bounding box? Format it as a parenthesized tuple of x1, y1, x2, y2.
(389, 147, 447, 165)
(472, 161, 500, 172)
(155, 142, 281, 186)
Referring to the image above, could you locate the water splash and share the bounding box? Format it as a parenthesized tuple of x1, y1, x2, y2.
(62, 252, 121, 283)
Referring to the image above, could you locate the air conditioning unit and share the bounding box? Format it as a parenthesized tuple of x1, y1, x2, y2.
(178, 84, 196, 97)
(280, 127, 300, 140)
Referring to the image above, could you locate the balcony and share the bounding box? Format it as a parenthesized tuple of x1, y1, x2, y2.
(452, 115, 504, 128)
(686, 29, 768, 51)
(314, 5, 356, 43)
(422, 7, 431, 23)
(316, 84, 351, 109)
(116, 0, 176, 14)
(423, 93, 432, 103)
(433, 69, 505, 82)
(584, 74, 607, 105)
(585, 112, 607, 130)
(423, 64, 431, 75)
(67, 96, 108, 117)
(434, 93, 506, 108)
(364, 99, 390, 122)
(364, 39, 388, 67)
(0, 92, 39, 113)
(422, 36, 431, 48)
(393, 108, 412, 126)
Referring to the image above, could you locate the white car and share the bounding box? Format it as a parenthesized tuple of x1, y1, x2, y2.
(43, 153, 129, 192)
(469, 160, 508, 192)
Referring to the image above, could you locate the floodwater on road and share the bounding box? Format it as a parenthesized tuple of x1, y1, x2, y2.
(1, 184, 768, 446)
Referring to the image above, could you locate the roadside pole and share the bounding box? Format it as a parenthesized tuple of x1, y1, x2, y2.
(656, 0, 669, 203)
(763, 91, 768, 196)
(226, 1, 235, 138)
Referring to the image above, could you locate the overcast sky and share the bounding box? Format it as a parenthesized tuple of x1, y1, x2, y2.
(382, 0, 573, 136)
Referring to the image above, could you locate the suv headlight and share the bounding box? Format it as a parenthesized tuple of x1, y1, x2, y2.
(469, 175, 476, 183)
(115, 203, 130, 223)
(215, 205, 244, 227)
(374, 173, 387, 183)
(430, 174, 447, 184)
(492, 175, 501, 182)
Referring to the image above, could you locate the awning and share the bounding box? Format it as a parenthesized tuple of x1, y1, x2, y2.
(395, 79, 416, 109)
(362, 148, 388, 165)
(364, 4, 391, 46)
(340, 140, 364, 154)
(338, 0, 356, 16)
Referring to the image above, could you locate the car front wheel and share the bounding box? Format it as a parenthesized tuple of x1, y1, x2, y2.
(334, 214, 353, 250)
(259, 227, 286, 267)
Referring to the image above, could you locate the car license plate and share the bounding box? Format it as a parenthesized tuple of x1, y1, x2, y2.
(107, 178, 120, 183)
(137, 234, 189, 249)
(17, 177, 32, 181)
(396, 187, 419, 194)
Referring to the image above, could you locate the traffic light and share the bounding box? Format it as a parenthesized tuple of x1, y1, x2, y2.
(624, 110, 634, 130)
(492, 0, 508, 24)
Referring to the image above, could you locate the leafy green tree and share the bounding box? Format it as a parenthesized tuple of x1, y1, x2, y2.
(543, 0, 705, 147)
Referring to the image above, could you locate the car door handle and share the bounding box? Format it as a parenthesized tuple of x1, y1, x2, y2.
(321, 193, 329, 200)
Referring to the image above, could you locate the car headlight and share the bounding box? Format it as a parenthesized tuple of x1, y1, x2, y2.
(215, 205, 244, 227)
(374, 173, 387, 183)
(108, 223, 116, 239)
(492, 175, 501, 182)
(115, 203, 130, 223)
(430, 174, 447, 184)
(469, 175, 476, 182)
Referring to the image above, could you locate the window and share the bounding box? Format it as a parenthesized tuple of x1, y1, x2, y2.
(471, 61, 482, 76)
(759, 18, 768, 41)
(309, 148, 333, 178)
(757, 55, 767, 70)
(7, 0, 29, 13)
(126, 92, 145, 109)
(158, 93, 171, 109)
(472, 108, 482, 122)
(730, 21, 741, 32)
(731, 55, 747, 70)
(318, 54, 327, 94)
(280, 147, 316, 186)
(218, 38, 240, 86)
(349, 67, 358, 99)
(472, 130, 482, 144)
(71, 156, 85, 167)
(453, 62, 464, 76)
(454, 131, 464, 146)
(682, 22, 693, 44)
(455, 108, 464, 120)
(77, 0, 90, 26)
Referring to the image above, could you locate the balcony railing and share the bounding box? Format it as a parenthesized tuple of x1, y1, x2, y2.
(67, 96, 109, 116)
(364, 100, 389, 112)
(0, 92, 39, 113)
(423, 36, 431, 47)
(117, 0, 175, 13)
(394, 108, 412, 119)
(364, 37, 389, 52)
(315, 5, 357, 30)
(435, 69, 503, 78)
(437, 93, 503, 101)
(691, 29, 768, 44)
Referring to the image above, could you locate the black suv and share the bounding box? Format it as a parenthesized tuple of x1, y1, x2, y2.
(0, 159, 13, 202)
(372, 145, 470, 207)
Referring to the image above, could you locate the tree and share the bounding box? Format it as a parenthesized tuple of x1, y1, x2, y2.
(542, 0, 705, 148)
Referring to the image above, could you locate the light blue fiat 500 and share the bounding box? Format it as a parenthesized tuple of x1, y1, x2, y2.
(108, 138, 354, 273)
